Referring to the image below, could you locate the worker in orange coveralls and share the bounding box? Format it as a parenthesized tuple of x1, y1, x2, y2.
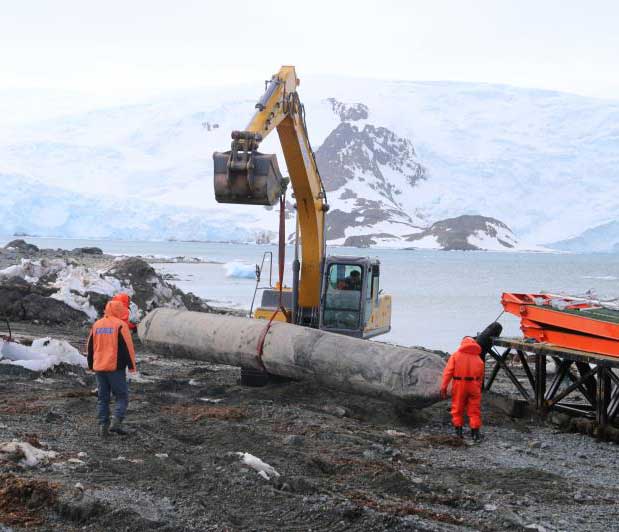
(111, 293, 137, 331)
(440, 322, 502, 442)
(87, 300, 136, 437)
(440, 337, 485, 442)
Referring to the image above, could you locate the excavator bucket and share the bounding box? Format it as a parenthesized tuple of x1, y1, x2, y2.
(213, 150, 285, 206)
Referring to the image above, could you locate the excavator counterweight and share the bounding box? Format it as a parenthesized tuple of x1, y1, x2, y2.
(213, 131, 286, 206)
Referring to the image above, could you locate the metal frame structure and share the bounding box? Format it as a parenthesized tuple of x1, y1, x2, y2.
(485, 337, 619, 434)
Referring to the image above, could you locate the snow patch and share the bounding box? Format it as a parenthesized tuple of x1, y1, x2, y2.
(49, 264, 131, 320)
(0, 337, 86, 372)
(236, 452, 280, 480)
(0, 258, 65, 283)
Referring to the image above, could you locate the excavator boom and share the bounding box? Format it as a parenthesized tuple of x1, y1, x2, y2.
(213, 66, 326, 312)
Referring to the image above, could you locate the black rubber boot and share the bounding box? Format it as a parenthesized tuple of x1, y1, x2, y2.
(109, 417, 128, 435)
(471, 428, 482, 442)
(455, 426, 463, 439)
(99, 423, 110, 438)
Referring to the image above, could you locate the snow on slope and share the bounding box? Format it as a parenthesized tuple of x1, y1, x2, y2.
(0, 173, 256, 242)
(1, 78, 617, 248)
(550, 221, 619, 253)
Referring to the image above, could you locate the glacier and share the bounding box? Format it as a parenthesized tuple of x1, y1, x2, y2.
(0, 78, 617, 249)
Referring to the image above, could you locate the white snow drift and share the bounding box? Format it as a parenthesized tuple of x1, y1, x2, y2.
(0, 337, 86, 372)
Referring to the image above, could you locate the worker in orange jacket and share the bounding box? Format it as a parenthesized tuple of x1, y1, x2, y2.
(87, 300, 136, 437)
(111, 292, 137, 331)
(440, 337, 485, 442)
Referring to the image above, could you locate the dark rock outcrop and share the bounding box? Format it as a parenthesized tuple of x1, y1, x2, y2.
(343, 234, 396, 248)
(72, 247, 103, 255)
(4, 239, 39, 253)
(327, 98, 369, 122)
(316, 122, 426, 194)
(109, 257, 211, 313)
(0, 277, 87, 324)
(405, 215, 516, 251)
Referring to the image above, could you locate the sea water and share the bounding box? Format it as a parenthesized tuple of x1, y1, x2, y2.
(3, 237, 619, 352)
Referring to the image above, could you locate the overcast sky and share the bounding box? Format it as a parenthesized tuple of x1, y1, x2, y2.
(2, 0, 618, 100)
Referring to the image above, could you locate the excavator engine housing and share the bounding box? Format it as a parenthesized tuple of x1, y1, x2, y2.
(214, 131, 286, 206)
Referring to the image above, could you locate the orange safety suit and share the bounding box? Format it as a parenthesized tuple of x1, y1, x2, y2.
(87, 300, 136, 373)
(111, 293, 136, 331)
(440, 337, 484, 429)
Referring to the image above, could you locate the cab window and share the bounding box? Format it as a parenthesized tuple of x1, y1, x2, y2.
(323, 264, 363, 330)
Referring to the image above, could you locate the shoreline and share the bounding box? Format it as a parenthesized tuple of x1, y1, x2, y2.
(0, 235, 571, 254)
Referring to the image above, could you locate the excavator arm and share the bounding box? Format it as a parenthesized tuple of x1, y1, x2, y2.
(214, 66, 327, 313)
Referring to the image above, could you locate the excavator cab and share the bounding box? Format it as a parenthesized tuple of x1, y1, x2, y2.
(213, 131, 287, 206)
(320, 256, 392, 339)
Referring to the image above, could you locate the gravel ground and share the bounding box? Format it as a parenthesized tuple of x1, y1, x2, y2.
(1, 323, 618, 531)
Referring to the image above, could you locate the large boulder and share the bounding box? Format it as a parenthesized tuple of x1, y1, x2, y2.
(72, 246, 103, 255)
(4, 239, 39, 253)
(0, 277, 87, 324)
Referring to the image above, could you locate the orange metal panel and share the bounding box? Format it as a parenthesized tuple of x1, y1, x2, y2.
(501, 292, 619, 341)
(521, 322, 619, 357)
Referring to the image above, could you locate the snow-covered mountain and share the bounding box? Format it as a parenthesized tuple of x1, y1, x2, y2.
(1, 78, 617, 250)
(551, 221, 619, 253)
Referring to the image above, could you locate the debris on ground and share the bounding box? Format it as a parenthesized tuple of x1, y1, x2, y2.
(0, 441, 58, 468)
(198, 397, 223, 404)
(235, 452, 280, 480)
(0, 474, 58, 527)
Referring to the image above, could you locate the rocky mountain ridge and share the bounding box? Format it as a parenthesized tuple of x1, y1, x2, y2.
(316, 99, 517, 250)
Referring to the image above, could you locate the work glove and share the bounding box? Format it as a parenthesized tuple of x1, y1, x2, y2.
(440, 387, 448, 400)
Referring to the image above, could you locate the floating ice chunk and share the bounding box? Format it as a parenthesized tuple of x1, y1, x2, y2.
(224, 262, 256, 279)
(0, 441, 58, 467)
(236, 452, 280, 480)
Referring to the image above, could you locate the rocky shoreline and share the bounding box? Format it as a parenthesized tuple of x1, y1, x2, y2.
(0, 241, 618, 531)
(0, 239, 217, 328)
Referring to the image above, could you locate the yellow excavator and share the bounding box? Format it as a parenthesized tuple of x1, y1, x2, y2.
(213, 66, 391, 339)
